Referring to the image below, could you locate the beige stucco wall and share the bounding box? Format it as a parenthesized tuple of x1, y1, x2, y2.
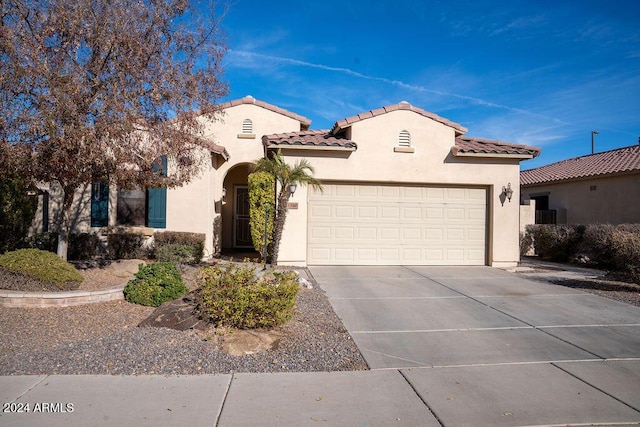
(165, 102, 306, 256)
(276, 109, 526, 267)
(522, 173, 640, 225)
(519, 199, 536, 233)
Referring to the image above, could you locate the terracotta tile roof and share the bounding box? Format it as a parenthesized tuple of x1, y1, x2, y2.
(219, 95, 311, 129)
(262, 130, 357, 150)
(453, 136, 541, 159)
(331, 101, 467, 135)
(200, 139, 230, 160)
(521, 144, 640, 186)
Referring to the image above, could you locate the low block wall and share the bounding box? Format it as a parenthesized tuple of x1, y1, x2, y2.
(0, 286, 125, 308)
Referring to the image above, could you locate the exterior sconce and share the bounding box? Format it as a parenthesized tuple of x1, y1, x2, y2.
(221, 187, 227, 199)
(502, 183, 514, 203)
(288, 183, 297, 197)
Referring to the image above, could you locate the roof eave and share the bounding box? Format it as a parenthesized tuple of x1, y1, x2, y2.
(266, 144, 357, 152)
(521, 169, 640, 187)
(213, 148, 230, 161)
(451, 147, 535, 160)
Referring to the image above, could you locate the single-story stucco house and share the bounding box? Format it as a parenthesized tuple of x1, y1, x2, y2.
(521, 144, 640, 225)
(33, 96, 541, 266)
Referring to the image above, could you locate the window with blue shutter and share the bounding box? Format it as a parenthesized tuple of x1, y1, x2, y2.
(146, 155, 167, 228)
(91, 180, 109, 227)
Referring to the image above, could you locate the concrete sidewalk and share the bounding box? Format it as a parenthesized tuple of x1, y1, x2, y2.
(2, 264, 640, 426)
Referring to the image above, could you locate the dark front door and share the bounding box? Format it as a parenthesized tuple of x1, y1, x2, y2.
(234, 186, 253, 248)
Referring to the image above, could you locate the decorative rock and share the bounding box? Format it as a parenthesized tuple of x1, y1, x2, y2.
(138, 292, 208, 331)
(299, 277, 313, 289)
(106, 259, 147, 278)
(221, 330, 283, 356)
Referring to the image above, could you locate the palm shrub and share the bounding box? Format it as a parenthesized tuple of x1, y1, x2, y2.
(0, 248, 83, 289)
(124, 262, 188, 307)
(248, 171, 275, 259)
(252, 150, 322, 264)
(194, 263, 299, 329)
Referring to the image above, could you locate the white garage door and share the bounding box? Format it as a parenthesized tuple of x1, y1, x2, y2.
(307, 183, 487, 265)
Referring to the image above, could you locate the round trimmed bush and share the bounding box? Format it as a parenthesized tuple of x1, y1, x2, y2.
(124, 262, 188, 307)
(194, 264, 299, 329)
(0, 248, 83, 289)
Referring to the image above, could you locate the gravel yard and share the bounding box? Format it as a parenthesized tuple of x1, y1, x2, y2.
(548, 277, 640, 307)
(0, 263, 367, 375)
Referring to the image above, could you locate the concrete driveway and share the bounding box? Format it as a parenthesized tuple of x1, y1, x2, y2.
(310, 265, 640, 426)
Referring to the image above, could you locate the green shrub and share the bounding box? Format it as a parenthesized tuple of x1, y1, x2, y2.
(519, 231, 533, 256)
(0, 248, 83, 289)
(107, 232, 146, 259)
(20, 232, 58, 253)
(194, 263, 299, 329)
(610, 229, 640, 281)
(123, 262, 187, 307)
(248, 171, 275, 259)
(580, 224, 616, 268)
(526, 224, 584, 262)
(0, 171, 38, 254)
(153, 231, 205, 262)
(155, 244, 197, 264)
(68, 233, 105, 260)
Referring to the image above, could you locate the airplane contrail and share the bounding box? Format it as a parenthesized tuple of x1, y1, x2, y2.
(229, 49, 566, 124)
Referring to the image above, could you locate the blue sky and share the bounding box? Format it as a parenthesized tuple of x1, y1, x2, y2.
(217, 0, 639, 170)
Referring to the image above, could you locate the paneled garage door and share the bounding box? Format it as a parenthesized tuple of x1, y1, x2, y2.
(307, 183, 487, 265)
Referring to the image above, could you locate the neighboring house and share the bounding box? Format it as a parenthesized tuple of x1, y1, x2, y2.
(521, 144, 640, 225)
(34, 96, 541, 266)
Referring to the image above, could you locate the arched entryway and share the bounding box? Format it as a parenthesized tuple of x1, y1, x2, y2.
(221, 163, 254, 253)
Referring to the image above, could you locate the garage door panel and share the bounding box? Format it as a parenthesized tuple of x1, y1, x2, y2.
(308, 184, 487, 265)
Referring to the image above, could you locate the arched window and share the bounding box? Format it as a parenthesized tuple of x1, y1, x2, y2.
(398, 130, 411, 147)
(242, 119, 253, 134)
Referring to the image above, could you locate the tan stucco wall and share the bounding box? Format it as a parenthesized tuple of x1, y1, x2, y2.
(165, 102, 305, 256)
(276, 110, 526, 267)
(519, 199, 536, 233)
(522, 173, 640, 225)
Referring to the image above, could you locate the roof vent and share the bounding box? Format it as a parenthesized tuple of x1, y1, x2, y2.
(243, 95, 255, 103)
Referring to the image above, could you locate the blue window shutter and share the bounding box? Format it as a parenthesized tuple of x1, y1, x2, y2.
(91, 181, 109, 227)
(146, 155, 167, 228)
(146, 187, 166, 228)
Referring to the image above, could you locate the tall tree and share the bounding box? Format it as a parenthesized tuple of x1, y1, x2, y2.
(253, 151, 322, 265)
(0, 0, 228, 259)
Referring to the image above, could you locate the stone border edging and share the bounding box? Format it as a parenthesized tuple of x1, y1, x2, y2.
(0, 286, 125, 308)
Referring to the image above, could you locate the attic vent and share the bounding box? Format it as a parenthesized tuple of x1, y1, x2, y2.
(398, 130, 411, 147)
(242, 119, 253, 134)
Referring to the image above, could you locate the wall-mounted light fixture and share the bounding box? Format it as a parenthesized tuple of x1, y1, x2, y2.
(222, 187, 227, 199)
(502, 183, 514, 203)
(288, 183, 297, 197)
